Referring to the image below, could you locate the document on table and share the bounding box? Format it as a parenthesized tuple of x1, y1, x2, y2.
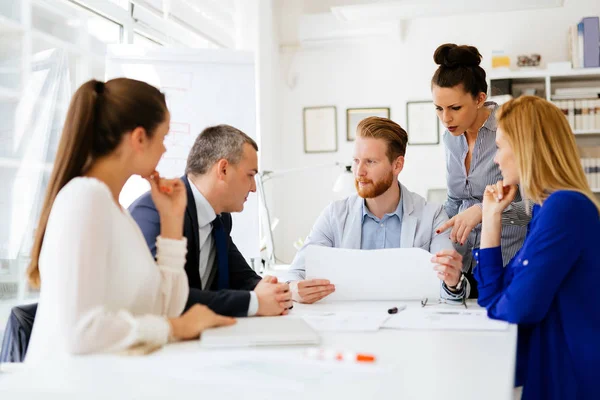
(305, 246, 440, 301)
(301, 312, 391, 332)
(383, 308, 510, 331)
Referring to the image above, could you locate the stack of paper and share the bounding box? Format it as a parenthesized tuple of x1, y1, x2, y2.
(383, 308, 509, 331)
(301, 312, 391, 332)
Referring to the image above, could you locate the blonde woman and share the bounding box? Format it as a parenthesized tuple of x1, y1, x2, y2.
(476, 96, 600, 400)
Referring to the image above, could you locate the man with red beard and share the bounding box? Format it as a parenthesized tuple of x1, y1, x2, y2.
(286, 117, 467, 304)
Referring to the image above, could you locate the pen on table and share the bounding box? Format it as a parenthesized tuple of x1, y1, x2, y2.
(387, 305, 407, 314)
(305, 348, 376, 363)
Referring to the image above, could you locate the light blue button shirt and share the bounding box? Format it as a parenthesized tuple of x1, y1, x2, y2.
(443, 101, 529, 271)
(361, 189, 403, 250)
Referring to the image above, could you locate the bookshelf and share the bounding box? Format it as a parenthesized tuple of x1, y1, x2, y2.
(489, 67, 600, 197)
(574, 129, 600, 136)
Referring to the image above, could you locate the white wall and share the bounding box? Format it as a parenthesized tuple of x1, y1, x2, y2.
(270, 0, 600, 263)
(235, 0, 284, 263)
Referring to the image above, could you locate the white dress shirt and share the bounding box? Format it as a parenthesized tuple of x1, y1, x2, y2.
(26, 178, 189, 364)
(188, 182, 258, 316)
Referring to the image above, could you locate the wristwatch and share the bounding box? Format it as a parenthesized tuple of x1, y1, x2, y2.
(447, 273, 465, 293)
(285, 280, 294, 309)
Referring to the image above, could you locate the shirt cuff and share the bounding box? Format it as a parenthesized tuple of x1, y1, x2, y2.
(130, 313, 171, 347)
(472, 246, 504, 287)
(440, 281, 467, 302)
(156, 236, 188, 269)
(473, 246, 503, 269)
(247, 291, 259, 316)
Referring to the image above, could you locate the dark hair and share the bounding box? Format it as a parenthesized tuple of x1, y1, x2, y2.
(431, 43, 488, 97)
(357, 117, 408, 162)
(27, 78, 167, 288)
(186, 124, 258, 176)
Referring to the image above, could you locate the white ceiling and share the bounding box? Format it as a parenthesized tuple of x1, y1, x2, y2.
(294, 0, 565, 20)
(131, 0, 235, 46)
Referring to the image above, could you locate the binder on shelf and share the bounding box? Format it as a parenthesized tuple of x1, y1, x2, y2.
(583, 158, 600, 190)
(569, 25, 580, 69)
(582, 100, 590, 130)
(587, 100, 597, 129)
(595, 158, 600, 190)
(553, 98, 600, 132)
(582, 158, 592, 188)
(568, 100, 576, 129)
(581, 17, 600, 68)
(577, 21, 585, 68)
(575, 100, 583, 130)
(596, 99, 600, 129)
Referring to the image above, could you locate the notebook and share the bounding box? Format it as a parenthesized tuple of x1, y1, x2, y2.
(199, 316, 321, 348)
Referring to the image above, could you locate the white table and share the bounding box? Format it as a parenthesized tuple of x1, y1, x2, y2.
(0, 301, 517, 400)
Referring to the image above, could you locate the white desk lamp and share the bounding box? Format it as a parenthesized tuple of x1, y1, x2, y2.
(255, 162, 354, 270)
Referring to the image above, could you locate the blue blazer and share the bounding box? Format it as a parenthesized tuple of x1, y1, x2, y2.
(475, 191, 600, 400)
(129, 176, 262, 317)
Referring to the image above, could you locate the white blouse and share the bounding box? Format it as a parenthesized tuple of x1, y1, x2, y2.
(26, 177, 189, 364)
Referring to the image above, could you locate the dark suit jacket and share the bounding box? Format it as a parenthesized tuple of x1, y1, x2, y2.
(129, 176, 261, 317)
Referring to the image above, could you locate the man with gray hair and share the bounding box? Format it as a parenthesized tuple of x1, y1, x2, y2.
(130, 124, 292, 318)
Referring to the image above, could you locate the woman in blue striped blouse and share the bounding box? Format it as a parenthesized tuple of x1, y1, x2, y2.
(431, 43, 529, 298)
(476, 96, 600, 400)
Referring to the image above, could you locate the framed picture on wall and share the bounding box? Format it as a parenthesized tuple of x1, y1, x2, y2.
(406, 101, 440, 145)
(346, 107, 390, 141)
(303, 106, 338, 153)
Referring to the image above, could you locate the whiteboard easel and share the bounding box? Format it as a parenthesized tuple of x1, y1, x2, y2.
(106, 46, 259, 260)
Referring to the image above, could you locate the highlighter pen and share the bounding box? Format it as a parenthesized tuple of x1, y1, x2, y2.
(305, 348, 376, 363)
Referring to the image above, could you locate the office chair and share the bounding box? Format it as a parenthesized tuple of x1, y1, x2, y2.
(0, 303, 38, 363)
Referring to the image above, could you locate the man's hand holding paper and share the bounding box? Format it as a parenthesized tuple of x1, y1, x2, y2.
(290, 279, 336, 304)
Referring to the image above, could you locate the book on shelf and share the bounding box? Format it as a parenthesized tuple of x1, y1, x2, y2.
(582, 17, 600, 68)
(555, 87, 600, 95)
(569, 17, 600, 69)
(581, 158, 600, 190)
(553, 99, 600, 132)
(552, 87, 600, 101)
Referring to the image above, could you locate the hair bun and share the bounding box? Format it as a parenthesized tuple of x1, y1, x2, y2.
(94, 80, 105, 94)
(433, 43, 482, 68)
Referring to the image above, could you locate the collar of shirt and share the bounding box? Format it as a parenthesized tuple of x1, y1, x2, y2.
(189, 179, 217, 229)
(481, 101, 499, 132)
(361, 183, 404, 224)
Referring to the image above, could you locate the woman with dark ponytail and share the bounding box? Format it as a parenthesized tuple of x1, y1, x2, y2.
(25, 78, 234, 363)
(431, 44, 529, 299)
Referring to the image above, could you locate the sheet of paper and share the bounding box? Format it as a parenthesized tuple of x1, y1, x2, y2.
(305, 247, 440, 301)
(383, 308, 510, 331)
(302, 312, 391, 332)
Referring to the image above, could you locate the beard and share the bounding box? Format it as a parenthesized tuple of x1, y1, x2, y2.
(355, 171, 394, 198)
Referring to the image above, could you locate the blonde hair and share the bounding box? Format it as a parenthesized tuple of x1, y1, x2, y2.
(496, 96, 600, 214)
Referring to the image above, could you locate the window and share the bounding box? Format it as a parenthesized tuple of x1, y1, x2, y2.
(0, 1, 124, 307)
(0, 0, 236, 322)
(133, 32, 163, 48)
(107, 0, 129, 10)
